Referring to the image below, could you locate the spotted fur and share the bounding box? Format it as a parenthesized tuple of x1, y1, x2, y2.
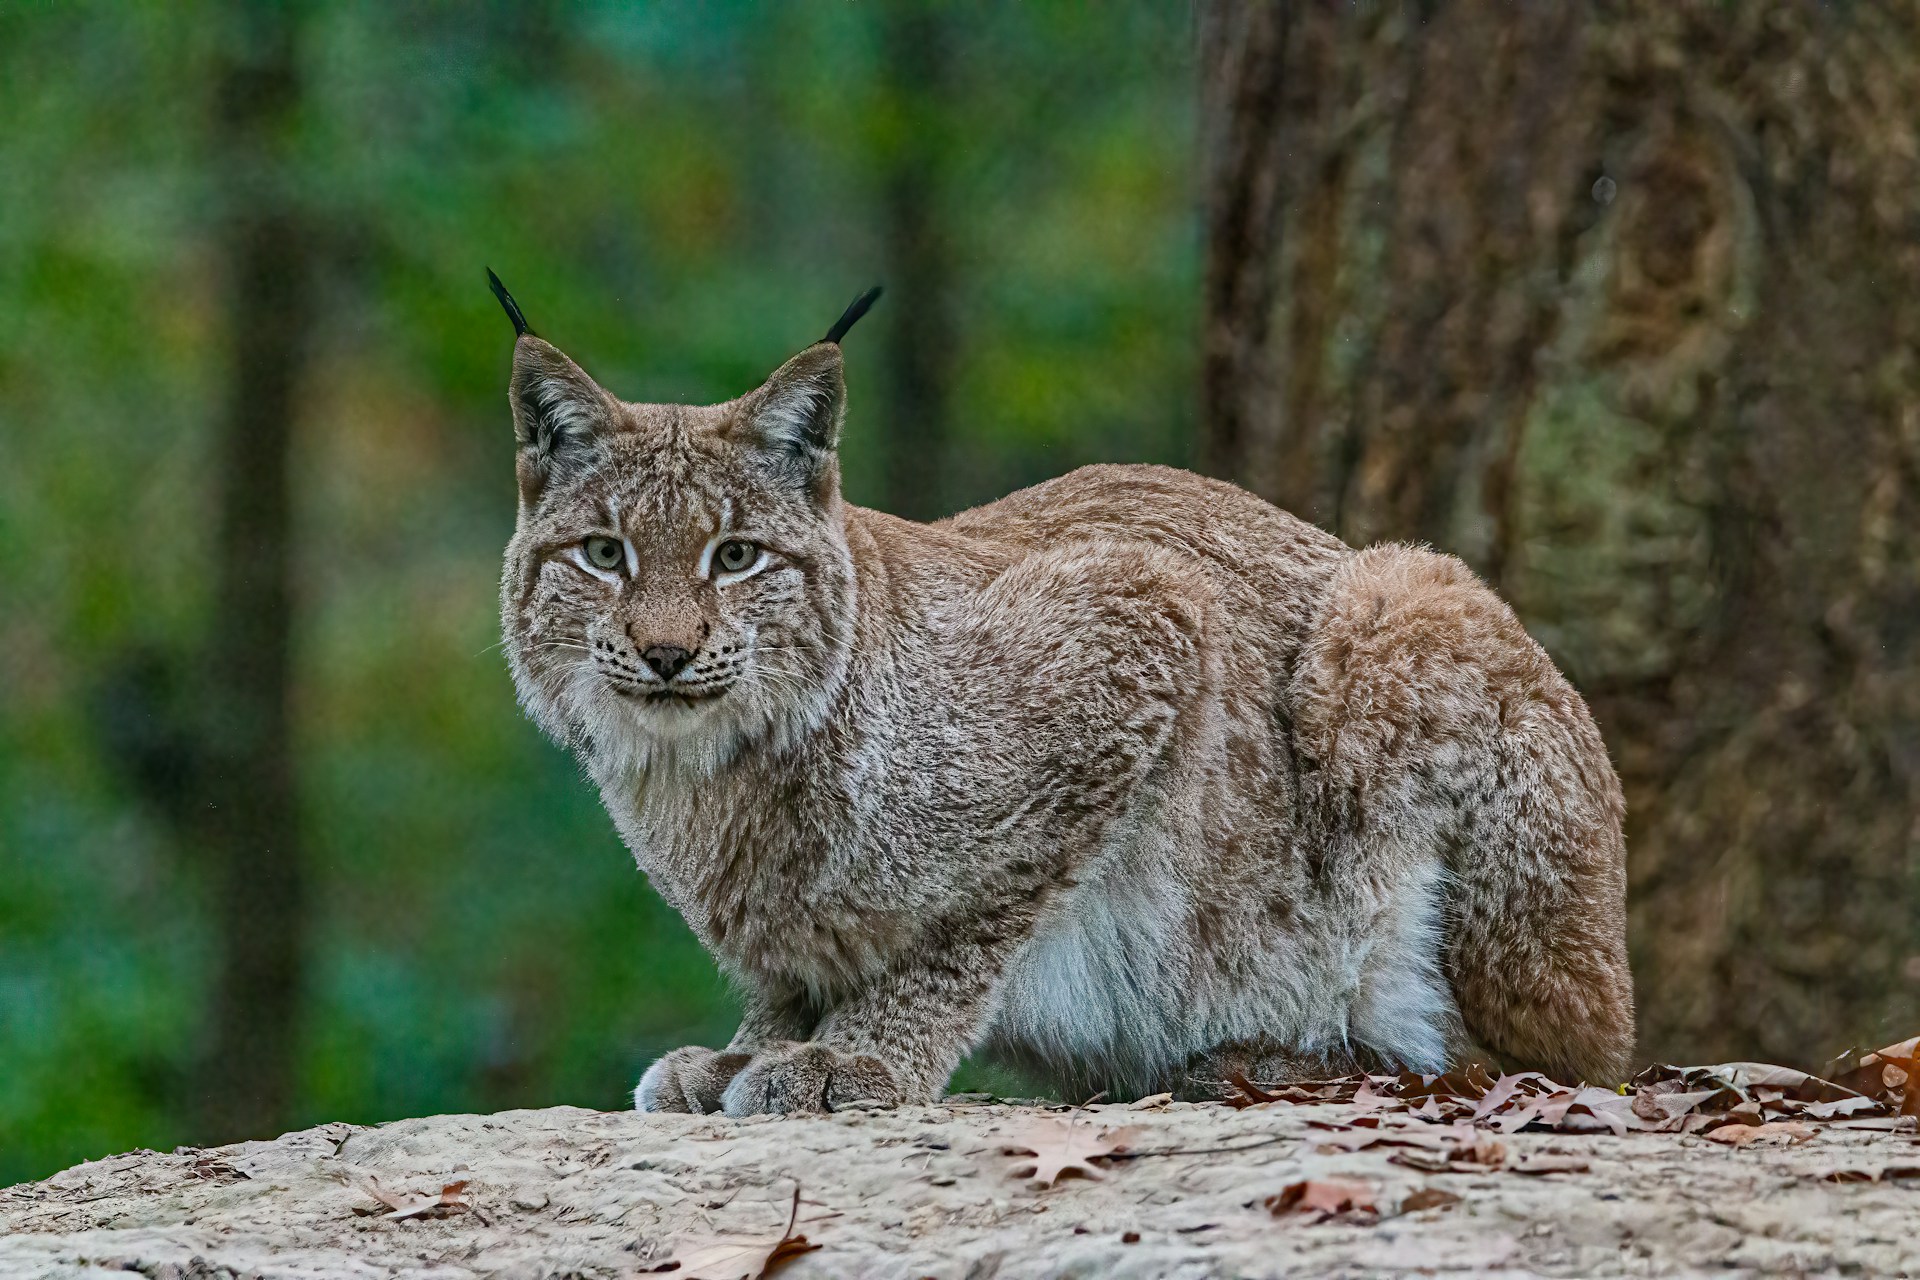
(498, 322, 1635, 1116)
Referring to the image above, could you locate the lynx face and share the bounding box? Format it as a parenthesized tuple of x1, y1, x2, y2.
(500, 335, 856, 777)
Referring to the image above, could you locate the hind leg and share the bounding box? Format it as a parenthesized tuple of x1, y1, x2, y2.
(1179, 842, 1467, 1101)
(1293, 545, 1634, 1083)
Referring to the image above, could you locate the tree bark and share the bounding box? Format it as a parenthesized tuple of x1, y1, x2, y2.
(1200, 0, 1920, 1065)
(877, 2, 960, 521)
(194, 1, 315, 1143)
(1198, 0, 1292, 488)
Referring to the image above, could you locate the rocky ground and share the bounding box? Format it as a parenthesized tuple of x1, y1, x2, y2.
(2, 1090, 1917, 1279)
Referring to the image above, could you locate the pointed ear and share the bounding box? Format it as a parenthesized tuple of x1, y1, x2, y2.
(508, 336, 617, 501)
(733, 342, 845, 486)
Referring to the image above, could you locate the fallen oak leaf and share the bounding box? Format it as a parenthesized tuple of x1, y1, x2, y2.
(352, 1175, 471, 1222)
(1556, 1086, 1645, 1135)
(1223, 1071, 1285, 1107)
(1820, 1165, 1920, 1183)
(1348, 1079, 1396, 1112)
(1262, 1177, 1379, 1225)
(662, 1234, 818, 1280)
(1801, 1095, 1883, 1120)
(1631, 1088, 1728, 1124)
(1829, 1115, 1919, 1132)
(1387, 1131, 1507, 1172)
(1712, 1063, 1860, 1104)
(1862, 1037, 1919, 1117)
(1000, 1116, 1138, 1187)
(1703, 1120, 1816, 1148)
(1388, 1151, 1456, 1174)
(352, 1174, 410, 1215)
(1470, 1071, 1556, 1122)
(1503, 1086, 1644, 1135)
(654, 1186, 821, 1280)
(1460, 1139, 1508, 1168)
(1826, 1039, 1917, 1111)
(1396, 1064, 1496, 1103)
(390, 1180, 471, 1222)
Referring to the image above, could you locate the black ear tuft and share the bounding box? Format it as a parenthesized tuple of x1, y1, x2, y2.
(487, 268, 535, 338)
(822, 285, 883, 345)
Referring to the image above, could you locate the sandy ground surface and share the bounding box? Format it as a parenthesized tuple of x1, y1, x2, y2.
(3, 1096, 1917, 1279)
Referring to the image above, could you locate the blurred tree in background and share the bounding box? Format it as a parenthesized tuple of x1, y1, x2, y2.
(1202, 0, 1920, 1067)
(2, 0, 1915, 1188)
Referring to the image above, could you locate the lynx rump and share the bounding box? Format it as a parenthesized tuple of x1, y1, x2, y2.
(494, 278, 1633, 1115)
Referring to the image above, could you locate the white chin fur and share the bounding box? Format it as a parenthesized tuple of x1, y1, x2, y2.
(554, 666, 838, 781)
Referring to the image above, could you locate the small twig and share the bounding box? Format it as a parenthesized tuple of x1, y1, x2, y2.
(1101, 1134, 1292, 1162)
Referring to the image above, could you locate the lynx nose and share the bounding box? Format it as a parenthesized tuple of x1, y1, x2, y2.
(640, 644, 693, 680)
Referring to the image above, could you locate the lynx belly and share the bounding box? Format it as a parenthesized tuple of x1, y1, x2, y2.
(985, 822, 1460, 1091)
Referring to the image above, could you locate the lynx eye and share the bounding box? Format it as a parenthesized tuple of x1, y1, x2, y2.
(716, 540, 758, 574)
(583, 536, 625, 571)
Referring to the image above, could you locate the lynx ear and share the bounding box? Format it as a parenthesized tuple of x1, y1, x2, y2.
(507, 336, 617, 499)
(731, 287, 881, 487)
(737, 342, 846, 484)
(489, 270, 616, 501)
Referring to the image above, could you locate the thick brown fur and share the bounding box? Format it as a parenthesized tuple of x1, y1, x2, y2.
(497, 315, 1634, 1116)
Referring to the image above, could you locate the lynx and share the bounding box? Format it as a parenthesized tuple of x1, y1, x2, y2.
(492, 274, 1634, 1115)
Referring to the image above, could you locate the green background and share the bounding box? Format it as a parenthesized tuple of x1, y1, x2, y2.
(0, 3, 1195, 1182)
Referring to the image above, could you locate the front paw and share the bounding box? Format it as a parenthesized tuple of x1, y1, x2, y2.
(719, 1042, 905, 1116)
(635, 1045, 751, 1114)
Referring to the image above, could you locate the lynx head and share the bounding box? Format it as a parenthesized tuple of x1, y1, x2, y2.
(494, 275, 880, 777)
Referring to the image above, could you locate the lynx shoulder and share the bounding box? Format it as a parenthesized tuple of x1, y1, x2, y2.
(493, 279, 1634, 1115)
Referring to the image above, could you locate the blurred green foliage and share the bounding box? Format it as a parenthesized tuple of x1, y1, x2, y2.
(0, 2, 1196, 1183)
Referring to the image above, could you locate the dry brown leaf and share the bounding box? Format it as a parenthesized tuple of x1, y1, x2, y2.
(1348, 1080, 1396, 1111)
(1802, 1095, 1882, 1120)
(1400, 1186, 1462, 1212)
(1382, 1126, 1509, 1173)
(1632, 1088, 1726, 1123)
(1471, 1072, 1555, 1121)
(1863, 1038, 1919, 1117)
(1388, 1150, 1456, 1174)
(1262, 1177, 1379, 1224)
(1001, 1117, 1137, 1187)
(1397, 1064, 1497, 1103)
(654, 1188, 821, 1280)
(1461, 1139, 1505, 1166)
(1703, 1120, 1816, 1147)
(1223, 1071, 1284, 1107)
(1830, 1115, 1920, 1132)
(353, 1175, 471, 1221)
(1821, 1165, 1920, 1183)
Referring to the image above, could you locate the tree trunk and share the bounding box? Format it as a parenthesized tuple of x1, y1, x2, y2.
(194, 1, 315, 1143)
(876, 2, 959, 521)
(1200, 0, 1920, 1065)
